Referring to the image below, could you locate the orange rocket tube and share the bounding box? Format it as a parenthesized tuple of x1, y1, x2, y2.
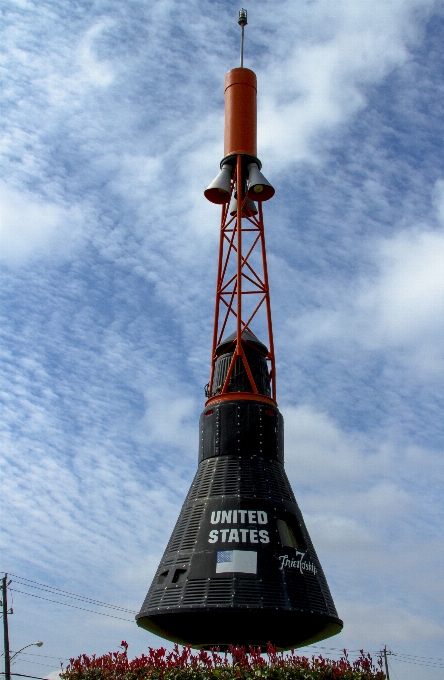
(224, 68, 257, 158)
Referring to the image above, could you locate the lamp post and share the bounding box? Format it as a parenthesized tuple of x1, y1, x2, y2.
(10, 642, 44, 664)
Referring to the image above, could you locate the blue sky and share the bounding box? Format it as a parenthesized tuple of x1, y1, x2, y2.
(1, 1, 443, 678)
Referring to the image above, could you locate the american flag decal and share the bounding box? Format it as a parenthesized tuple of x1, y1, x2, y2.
(216, 550, 257, 574)
(217, 551, 233, 563)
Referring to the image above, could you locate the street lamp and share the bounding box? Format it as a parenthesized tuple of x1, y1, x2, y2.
(10, 642, 44, 664)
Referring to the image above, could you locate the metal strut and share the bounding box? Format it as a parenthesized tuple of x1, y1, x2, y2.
(207, 155, 276, 404)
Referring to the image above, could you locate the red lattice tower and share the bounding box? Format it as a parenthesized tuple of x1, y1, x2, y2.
(204, 66, 276, 407)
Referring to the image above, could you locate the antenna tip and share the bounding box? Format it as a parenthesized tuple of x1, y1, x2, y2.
(238, 8, 247, 26)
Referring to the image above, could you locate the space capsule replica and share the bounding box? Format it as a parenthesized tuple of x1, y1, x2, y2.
(136, 10, 343, 649)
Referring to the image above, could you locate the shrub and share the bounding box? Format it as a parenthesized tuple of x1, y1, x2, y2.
(60, 642, 385, 680)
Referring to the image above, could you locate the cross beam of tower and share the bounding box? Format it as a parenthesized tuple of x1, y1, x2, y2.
(206, 160, 276, 403)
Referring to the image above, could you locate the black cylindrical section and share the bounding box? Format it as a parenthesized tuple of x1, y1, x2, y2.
(199, 400, 283, 464)
(211, 351, 271, 397)
(210, 330, 271, 398)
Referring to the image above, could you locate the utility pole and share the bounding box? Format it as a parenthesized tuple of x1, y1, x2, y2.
(2, 574, 11, 680)
(382, 645, 390, 680)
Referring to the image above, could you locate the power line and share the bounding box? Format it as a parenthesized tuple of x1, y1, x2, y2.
(296, 650, 375, 661)
(386, 658, 400, 680)
(390, 656, 444, 669)
(301, 645, 378, 652)
(11, 583, 135, 614)
(0, 673, 46, 679)
(11, 660, 59, 670)
(392, 652, 444, 662)
(9, 590, 134, 623)
(6, 576, 135, 614)
(9, 655, 68, 662)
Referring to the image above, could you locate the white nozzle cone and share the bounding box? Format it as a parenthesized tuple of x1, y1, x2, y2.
(229, 195, 258, 217)
(204, 164, 233, 204)
(247, 163, 275, 201)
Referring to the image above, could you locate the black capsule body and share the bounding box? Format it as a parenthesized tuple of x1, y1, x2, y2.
(136, 392, 343, 649)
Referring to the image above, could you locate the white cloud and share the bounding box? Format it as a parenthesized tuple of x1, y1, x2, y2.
(359, 227, 444, 345)
(46, 672, 62, 680)
(338, 601, 444, 644)
(77, 21, 115, 88)
(282, 403, 443, 583)
(284, 220, 444, 379)
(137, 390, 197, 450)
(433, 178, 444, 224)
(257, 0, 435, 167)
(283, 404, 373, 486)
(0, 183, 84, 264)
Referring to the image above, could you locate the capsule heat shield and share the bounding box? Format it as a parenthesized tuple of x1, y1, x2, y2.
(136, 398, 343, 649)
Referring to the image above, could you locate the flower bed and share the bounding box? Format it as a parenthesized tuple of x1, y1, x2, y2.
(61, 642, 385, 680)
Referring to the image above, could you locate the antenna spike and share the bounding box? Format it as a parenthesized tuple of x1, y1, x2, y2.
(238, 8, 247, 67)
